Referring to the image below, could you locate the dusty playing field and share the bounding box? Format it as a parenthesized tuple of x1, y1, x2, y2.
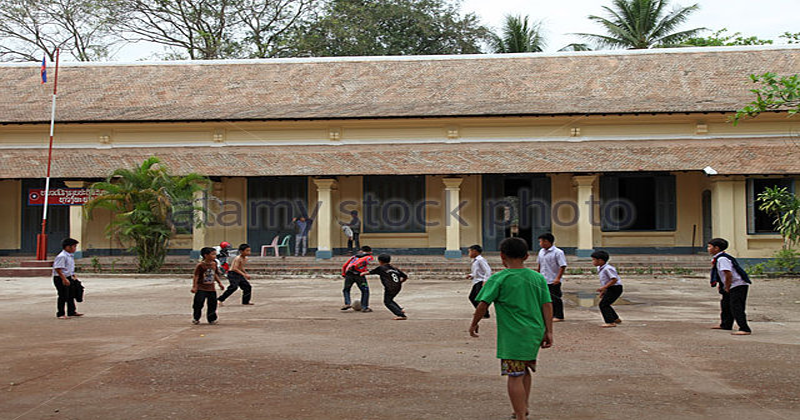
(1, 271, 799, 420)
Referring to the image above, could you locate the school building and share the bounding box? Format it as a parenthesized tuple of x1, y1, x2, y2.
(1, 45, 799, 259)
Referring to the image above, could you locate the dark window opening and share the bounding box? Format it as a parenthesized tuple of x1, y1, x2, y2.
(363, 175, 425, 233)
(749, 178, 794, 234)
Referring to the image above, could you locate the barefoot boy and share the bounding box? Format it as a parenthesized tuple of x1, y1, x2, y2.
(591, 250, 623, 328)
(192, 247, 225, 324)
(708, 238, 752, 335)
(469, 237, 553, 420)
(218, 243, 253, 306)
(363, 253, 408, 320)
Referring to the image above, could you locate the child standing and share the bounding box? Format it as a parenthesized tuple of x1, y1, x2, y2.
(363, 254, 408, 320)
(218, 243, 253, 306)
(192, 247, 225, 325)
(591, 250, 623, 328)
(52, 238, 83, 319)
(466, 244, 492, 318)
(536, 233, 567, 322)
(469, 237, 553, 420)
(340, 246, 374, 312)
(708, 238, 752, 335)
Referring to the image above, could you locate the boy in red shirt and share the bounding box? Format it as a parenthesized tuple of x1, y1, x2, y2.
(340, 246, 373, 312)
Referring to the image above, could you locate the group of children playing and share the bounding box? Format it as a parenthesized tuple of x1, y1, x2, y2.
(52, 233, 752, 420)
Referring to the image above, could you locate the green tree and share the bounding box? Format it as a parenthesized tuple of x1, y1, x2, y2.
(733, 72, 800, 124)
(683, 28, 773, 47)
(490, 15, 545, 53)
(576, 0, 704, 49)
(85, 157, 211, 273)
(284, 0, 490, 57)
(758, 186, 800, 248)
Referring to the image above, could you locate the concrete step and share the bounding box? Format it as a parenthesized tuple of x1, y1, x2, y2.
(0, 267, 53, 277)
(20, 260, 54, 268)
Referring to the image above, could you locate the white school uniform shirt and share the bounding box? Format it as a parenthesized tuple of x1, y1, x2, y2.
(597, 263, 622, 287)
(537, 246, 567, 284)
(52, 250, 75, 277)
(713, 252, 748, 289)
(470, 255, 492, 284)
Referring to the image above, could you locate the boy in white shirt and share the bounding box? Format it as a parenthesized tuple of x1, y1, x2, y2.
(467, 244, 492, 318)
(708, 238, 752, 335)
(52, 238, 82, 319)
(536, 233, 567, 322)
(591, 250, 623, 328)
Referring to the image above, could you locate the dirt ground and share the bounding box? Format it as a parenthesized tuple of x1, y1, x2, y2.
(1, 271, 799, 420)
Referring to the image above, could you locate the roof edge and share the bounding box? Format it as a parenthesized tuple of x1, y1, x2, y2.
(1, 44, 799, 68)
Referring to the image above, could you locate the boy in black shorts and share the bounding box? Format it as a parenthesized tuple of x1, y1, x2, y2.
(363, 253, 408, 320)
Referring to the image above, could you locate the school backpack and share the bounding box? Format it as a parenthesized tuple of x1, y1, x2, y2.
(710, 252, 752, 287)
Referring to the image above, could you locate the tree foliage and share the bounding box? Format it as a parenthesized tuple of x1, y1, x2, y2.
(490, 15, 545, 53)
(757, 186, 800, 249)
(683, 28, 773, 47)
(111, 0, 316, 59)
(0, 0, 117, 61)
(733, 72, 800, 124)
(85, 157, 211, 273)
(576, 0, 704, 49)
(284, 0, 490, 57)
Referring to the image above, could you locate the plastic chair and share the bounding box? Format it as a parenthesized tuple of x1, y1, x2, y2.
(276, 235, 291, 257)
(261, 235, 292, 257)
(260, 236, 279, 257)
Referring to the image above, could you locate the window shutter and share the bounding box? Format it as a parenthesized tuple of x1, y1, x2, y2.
(746, 179, 755, 234)
(655, 175, 676, 231)
(600, 175, 619, 231)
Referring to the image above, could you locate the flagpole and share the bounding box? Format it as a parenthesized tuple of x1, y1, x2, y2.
(36, 48, 60, 260)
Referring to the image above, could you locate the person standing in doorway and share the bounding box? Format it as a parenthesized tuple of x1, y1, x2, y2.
(344, 210, 361, 255)
(292, 215, 313, 257)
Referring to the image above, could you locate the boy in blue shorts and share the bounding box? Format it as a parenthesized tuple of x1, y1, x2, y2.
(469, 237, 553, 420)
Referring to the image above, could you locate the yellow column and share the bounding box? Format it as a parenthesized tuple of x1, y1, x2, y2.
(711, 178, 738, 255)
(443, 177, 463, 259)
(63, 181, 86, 258)
(191, 190, 208, 259)
(313, 178, 337, 259)
(573, 175, 598, 258)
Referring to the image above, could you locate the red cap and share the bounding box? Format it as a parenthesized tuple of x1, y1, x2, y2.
(220, 241, 231, 248)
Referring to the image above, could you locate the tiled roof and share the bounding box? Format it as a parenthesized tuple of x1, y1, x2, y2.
(1, 46, 799, 123)
(2, 138, 798, 178)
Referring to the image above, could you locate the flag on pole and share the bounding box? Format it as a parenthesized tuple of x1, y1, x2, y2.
(41, 56, 47, 83)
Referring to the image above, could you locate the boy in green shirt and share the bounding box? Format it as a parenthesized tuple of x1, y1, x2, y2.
(469, 237, 554, 420)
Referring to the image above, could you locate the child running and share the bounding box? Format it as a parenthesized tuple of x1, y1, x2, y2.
(466, 244, 492, 318)
(192, 247, 225, 325)
(469, 237, 553, 420)
(363, 253, 408, 320)
(591, 250, 623, 328)
(218, 243, 253, 306)
(341, 246, 374, 312)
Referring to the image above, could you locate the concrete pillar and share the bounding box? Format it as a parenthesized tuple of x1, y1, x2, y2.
(573, 175, 598, 258)
(191, 190, 208, 260)
(711, 178, 738, 255)
(313, 178, 337, 259)
(443, 177, 463, 259)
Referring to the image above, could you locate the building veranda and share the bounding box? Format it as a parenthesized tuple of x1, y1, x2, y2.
(1, 46, 799, 260)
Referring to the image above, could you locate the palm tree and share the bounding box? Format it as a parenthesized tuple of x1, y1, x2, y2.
(491, 15, 546, 53)
(576, 0, 704, 49)
(86, 157, 211, 272)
